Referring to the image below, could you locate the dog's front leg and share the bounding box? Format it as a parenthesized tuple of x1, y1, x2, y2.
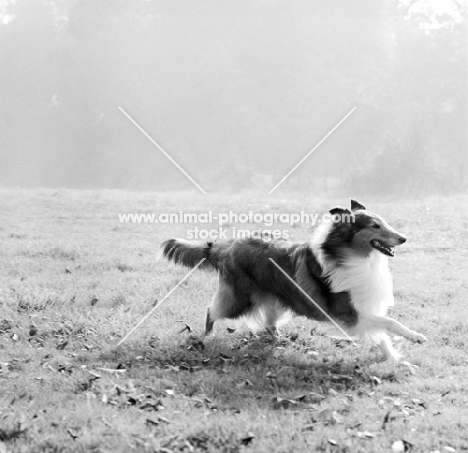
(370, 315, 427, 343)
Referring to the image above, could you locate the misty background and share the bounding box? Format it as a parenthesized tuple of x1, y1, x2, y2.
(0, 0, 466, 194)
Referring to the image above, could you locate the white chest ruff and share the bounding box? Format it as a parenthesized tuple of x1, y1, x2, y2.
(310, 221, 395, 317)
(325, 251, 394, 316)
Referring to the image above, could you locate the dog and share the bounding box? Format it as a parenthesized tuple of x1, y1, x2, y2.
(160, 199, 426, 361)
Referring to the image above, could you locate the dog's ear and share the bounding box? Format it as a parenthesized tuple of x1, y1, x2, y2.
(351, 199, 366, 211)
(329, 206, 351, 216)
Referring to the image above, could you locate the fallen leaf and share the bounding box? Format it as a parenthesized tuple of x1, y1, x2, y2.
(392, 440, 405, 453)
(236, 379, 253, 388)
(294, 393, 325, 404)
(0, 320, 13, 334)
(29, 326, 38, 336)
(56, 340, 68, 350)
(271, 397, 297, 409)
(145, 418, 159, 426)
(178, 324, 192, 334)
(240, 433, 255, 446)
(186, 339, 204, 351)
(357, 431, 375, 438)
(382, 411, 391, 429)
(0, 423, 26, 441)
(127, 393, 144, 406)
(392, 439, 413, 452)
(86, 370, 102, 379)
(156, 415, 183, 425)
(67, 428, 79, 440)
(139, 399, 164, 411)
(314, 408, 342, 425)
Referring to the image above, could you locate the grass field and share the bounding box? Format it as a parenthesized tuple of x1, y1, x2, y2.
(0, 188, 467, 453)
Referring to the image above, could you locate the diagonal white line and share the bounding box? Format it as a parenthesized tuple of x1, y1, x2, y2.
(118, 106, 207, 194)
(268, 258, 358, 346)
(117, 258, 206, 346)
(268, 106, 356, 194)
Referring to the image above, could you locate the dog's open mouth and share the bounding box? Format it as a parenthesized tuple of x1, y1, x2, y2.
(371, 239, 395, 257)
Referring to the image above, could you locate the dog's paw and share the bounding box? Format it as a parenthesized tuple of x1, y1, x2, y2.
(410, 332, 427, 344)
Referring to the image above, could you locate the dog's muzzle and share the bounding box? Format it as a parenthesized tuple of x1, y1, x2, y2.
(371, 239, 396, 257)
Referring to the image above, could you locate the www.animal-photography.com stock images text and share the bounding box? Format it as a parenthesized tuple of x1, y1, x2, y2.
(0, 1, 467, 452)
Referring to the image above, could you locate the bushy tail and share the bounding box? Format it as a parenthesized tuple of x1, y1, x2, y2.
(159, 239, 215, 270)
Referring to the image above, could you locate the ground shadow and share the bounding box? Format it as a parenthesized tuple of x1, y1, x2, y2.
(93, 331, 394, 410)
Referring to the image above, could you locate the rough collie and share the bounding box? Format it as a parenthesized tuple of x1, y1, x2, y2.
(160, 200, 426, 361)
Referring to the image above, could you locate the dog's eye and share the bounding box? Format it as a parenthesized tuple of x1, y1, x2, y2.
(371, 224, 381, 229)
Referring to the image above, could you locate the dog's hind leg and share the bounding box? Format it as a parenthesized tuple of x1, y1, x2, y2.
(205, 307, 215, 336)
(263, 300, 280, 337)
(265, 325, 279, 337)
(248, 294, 292, 337)
(205, 290, 222, 336)
(205, 276, 251, 336)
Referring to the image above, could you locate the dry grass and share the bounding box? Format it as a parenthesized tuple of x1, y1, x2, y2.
(0, 188, 467, 453)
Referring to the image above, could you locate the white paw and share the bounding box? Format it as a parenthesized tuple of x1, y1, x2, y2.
(410, 332, 427, 344)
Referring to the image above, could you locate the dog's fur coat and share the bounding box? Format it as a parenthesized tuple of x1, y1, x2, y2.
(160, 200, 426, 360)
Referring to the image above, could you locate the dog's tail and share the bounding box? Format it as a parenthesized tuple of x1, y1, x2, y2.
(159, 239, 216, 270)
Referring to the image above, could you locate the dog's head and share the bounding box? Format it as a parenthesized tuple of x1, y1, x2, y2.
(327, 199, 406, 258)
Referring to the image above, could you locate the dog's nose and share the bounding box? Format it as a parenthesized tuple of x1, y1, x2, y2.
(398, 236, 406, 244)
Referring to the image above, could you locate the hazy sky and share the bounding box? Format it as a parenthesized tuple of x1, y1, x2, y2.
(0, 0, 466, 193)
